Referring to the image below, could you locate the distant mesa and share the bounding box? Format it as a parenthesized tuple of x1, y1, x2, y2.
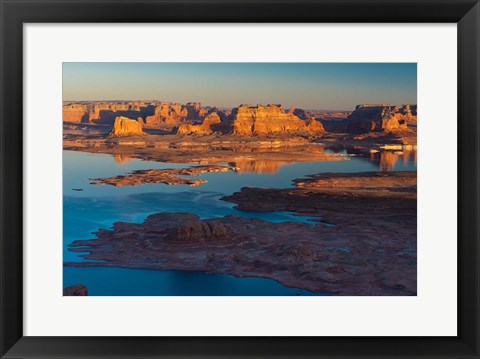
(289, 107, 311, 120)
(63, 101, 327, 137)
(344, 104, 417, 133)
(59, 100, 215, 127)
(109, 116, 144, 137)
(63, 100, 416, 138)
(63, 103, 91, 123)
(62, 101, 155, 124)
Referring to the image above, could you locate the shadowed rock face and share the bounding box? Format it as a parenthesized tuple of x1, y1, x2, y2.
(185, 102, 208, 121)
(345, 104, 416, 133)
(145, 102, 186, 127)
(62, 101, 211, 128)
(109, 116, 144, 137)
(398, 104, 417, 124)
(176, 113, 222, 135)
(229, 104, 325, 136)
(399, 104, 417, 116)
(290, 107, 313, 120)
(63, 284, 88, 296)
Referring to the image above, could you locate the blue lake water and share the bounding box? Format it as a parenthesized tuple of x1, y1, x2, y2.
(63, 149, 416, 296)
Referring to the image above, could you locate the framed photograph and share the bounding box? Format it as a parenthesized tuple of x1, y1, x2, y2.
(1, 0, 479, 358)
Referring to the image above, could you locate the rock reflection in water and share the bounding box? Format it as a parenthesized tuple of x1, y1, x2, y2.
(113, 154, 134, 165)
(230, 160, 292, 174)
(230, 146, 416, 174)
(372, 149, 417, 171)
(326, 145, 416, 172)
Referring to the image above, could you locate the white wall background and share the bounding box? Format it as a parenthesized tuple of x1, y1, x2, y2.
(24, 24, 457, 336)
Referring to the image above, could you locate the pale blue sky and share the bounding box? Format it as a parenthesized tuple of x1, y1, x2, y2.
(63, 63, 417, 110)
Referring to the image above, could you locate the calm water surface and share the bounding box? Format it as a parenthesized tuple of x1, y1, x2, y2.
(63, 149, 416, 295)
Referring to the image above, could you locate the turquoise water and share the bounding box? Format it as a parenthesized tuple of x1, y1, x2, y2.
(63, 149, 416, 296)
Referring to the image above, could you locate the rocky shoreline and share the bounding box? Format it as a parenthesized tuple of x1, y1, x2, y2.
(64, 134, 346, 166)
(63, 100, 417, 295)
(90, 165, 238, 187)
(66, 171, 417, 296)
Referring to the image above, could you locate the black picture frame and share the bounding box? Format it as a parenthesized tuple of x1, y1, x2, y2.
(1, 0, 479, 358)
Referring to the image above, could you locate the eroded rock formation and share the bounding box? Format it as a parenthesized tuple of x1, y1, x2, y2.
(185, 102, 208, 121)
(109, 116, 144, 137)
(176, 113, 222, 135)
(145, 102, 186, 127)
(63, 101, 155, 124)
(144, 102, 208, 130)
(293, 171, 417, 193)
(345, 104, 416, 132)
(229, 104, 325, 136)
(90, 164, 237, 186)
(62, 104, 90, 123)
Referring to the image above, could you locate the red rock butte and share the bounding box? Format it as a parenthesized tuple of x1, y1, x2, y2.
(109, 116, 144, 137)
(229, 104, 326, 136)
(63, 100, 417, 144)
(345, 104, 417, 132)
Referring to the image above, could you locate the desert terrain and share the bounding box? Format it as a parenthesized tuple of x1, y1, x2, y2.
(63, 100, 417, 295)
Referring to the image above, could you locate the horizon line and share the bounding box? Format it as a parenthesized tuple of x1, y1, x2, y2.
(62, 100, 417, 112)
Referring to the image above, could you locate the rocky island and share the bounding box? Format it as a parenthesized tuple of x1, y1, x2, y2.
(90, 165, 238, 187)
(67, 171, 416, 295)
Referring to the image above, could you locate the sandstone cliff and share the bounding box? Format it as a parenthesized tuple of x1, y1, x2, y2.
(144, 102, 208, 130)
(229, 104, 325, 136)
(109, 116, 144, 137)
(145, 102, 185, 127)
(63, 101, 155, 124)
(345, 104, 416, 132)
(62, 104, 89, 123)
